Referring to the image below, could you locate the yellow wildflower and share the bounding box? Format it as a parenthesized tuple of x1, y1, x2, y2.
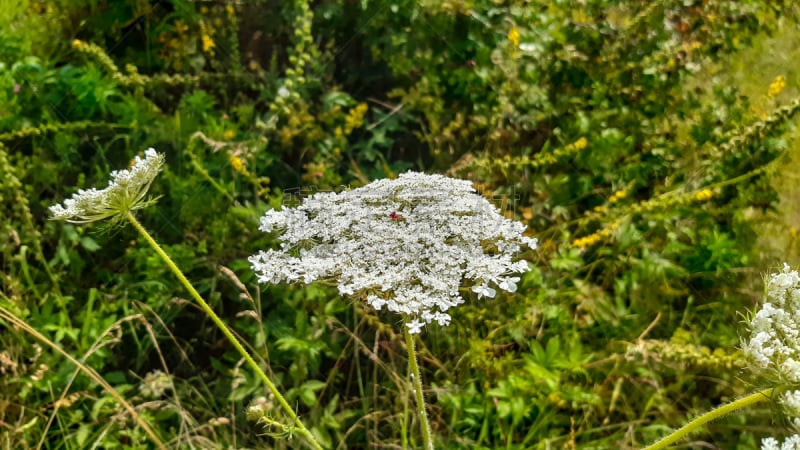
(768, 75, 786, 98)
(223, 130, 236, 140)
(573, 137, 588, 150)
(693, 189, 714, 202)
(230, 155, 244, 174)
(344, 103, 368, 135)
(201, 34, 216, 52)
(508, 27, 520, 48)
(573, 232, 601, 250)
(609, 190, 627, 204)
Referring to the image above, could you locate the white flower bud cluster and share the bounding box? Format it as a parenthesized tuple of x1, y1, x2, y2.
(50, 148, 164, 223)
(249, 172, 536, 333)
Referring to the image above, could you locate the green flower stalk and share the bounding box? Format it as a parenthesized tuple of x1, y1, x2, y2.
(642, 388, 776, 450)
(50, 148, 323, 450)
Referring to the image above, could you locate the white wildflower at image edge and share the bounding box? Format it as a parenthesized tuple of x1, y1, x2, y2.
(762, 434, 800, 450)
(249, 172, 537, 333)
(744, 263, 800, 424)
(49, 148, 164, 223)
(744, 263, 800, 382)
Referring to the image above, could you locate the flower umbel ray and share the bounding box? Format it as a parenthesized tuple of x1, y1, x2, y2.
(49, 148, 164, 224)
(249, 171, 537, 333)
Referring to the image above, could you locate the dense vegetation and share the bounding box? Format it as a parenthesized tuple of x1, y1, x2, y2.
(2, 1, 800, 448)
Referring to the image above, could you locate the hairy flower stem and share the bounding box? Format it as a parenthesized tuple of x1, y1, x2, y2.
(404, 325, 434, 450)
(125, 212, 323, 450)
(643, 388, 777, 450)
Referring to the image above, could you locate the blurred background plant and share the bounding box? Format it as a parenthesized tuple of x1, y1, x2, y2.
(2, 0, 800, 448)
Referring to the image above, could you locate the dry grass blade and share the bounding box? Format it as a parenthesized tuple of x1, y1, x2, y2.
(0, 306, 168, 450)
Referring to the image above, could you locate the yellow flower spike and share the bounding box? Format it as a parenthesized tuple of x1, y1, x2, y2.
(573, 232, 602, 250)
(344, 103, 369, 135)
(768, 75, 786, 98)
(71, 39, 83, 49)
(573, 137, 588, 150)
(201, 34, 216, 52)
(693, 189, 714, 202)
(508, 27, 520, 48)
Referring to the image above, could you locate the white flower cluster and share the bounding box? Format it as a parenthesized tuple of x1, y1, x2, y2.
(50, 148, 164, 223)
(249, 171, 537, 333)
(745, 264, 800, 382)
(762, 435, 800, 450)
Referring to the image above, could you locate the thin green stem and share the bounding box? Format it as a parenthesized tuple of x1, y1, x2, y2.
(188, 153, 235, 202)
(404, 325, 434, 450)
(124, 212, 323, 450)
(643, 388, 776, 450)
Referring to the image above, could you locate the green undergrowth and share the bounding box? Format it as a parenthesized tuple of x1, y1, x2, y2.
(2, 1, 800, 448)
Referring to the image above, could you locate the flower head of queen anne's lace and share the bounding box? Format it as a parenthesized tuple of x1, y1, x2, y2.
(50, 148, 164, 224)
(249, 172, 537, 333)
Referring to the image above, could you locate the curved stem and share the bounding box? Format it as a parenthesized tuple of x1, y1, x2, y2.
(125, 212, 323, 450)
(643, 388, 776, 450)
(404, 325, 434, 450)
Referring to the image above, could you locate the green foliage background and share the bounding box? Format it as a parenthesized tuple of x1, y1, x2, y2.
(2, 0, 800, 448)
